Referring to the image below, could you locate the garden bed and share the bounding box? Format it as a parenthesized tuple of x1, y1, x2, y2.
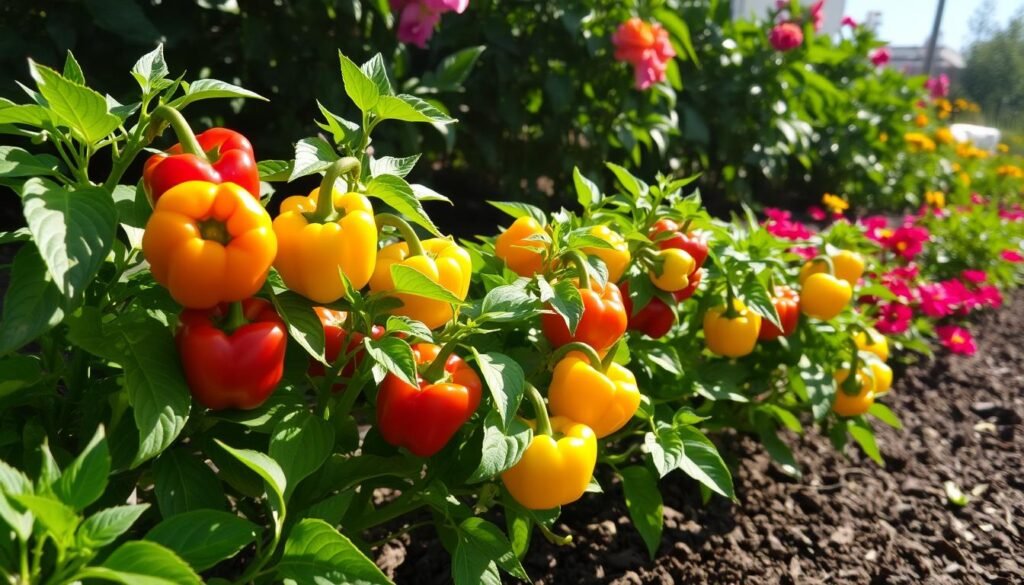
(382, 291, 1024, 584)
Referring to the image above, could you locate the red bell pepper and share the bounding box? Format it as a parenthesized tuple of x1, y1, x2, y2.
(144, 128, 260, 204)
(541, 280, 628, 353)
(619, 282, 675, 339)
(309, 308, 385, 391)
(758, 285, 801, 341)
(176, 298, 286, 410)
(650, 219, 709, 272)
(673, 267, 704, 301)
(376, 343, 483, 457)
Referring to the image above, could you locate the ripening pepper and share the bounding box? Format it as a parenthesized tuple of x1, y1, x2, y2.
(620, 282, 675, 339)
(548, 354, 640, 437)
(799, 250, 864, 286)
(144, 127, 260, 204)
(703, 298, 762, 358)
(376, 343, 482, 457)
(495, 217, 548, 277)
(758, 285, 800, 341)
(832, 368, 875, 417)
(868, 359, 893, 395)
(369, 238, 472, 330)
(502, 416, 597, 510)
(854, 328, 889, 361)
(142, 181, 276, 309)
(582, 225, 630, 282)
(800, 273, 852, 320)
(541, 280, 628, 353)
(649, 248, 695, 292)
(273, 187, 378, 303)
(308, 308, 386, 391)
(177, 298, 287, 410)
(650, 219, 709, 272)
(673, 267, 704, 301)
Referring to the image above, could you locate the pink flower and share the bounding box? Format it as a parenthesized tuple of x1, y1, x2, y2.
(1000, 208, 1024, 221)
(391, 0, 468, 47)
(841, 15, 858, 28)
(936, 325, 976, 355)
(924, 73, 950, 98)
(974, 285, 1003, 309)
(971, 193, 986, 205)
(769, 22, 804, 52)
(808, 205, 827, 221)
(916, 282, 954, 318)
(763, 208, 813, 240)
(612, 18, 676, 90)
(940, 279, 975, 311)
(860, 215, 890, 242)
(884, 225, 929, 260)
(870, 47, 890, 67)
(424, 0, 468, 12)
(809, 0, 825, 32)
(876, 303, 912, 334)
(1001, 249, 1024, 263)
(961, 269, 987, 284)
(791, 246, 818, 260)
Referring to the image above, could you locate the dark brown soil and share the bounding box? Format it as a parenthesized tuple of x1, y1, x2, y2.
(378, 291, 1024, 584)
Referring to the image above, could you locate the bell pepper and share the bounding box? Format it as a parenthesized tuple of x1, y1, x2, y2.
(142, 180, 277, 309)
(369, 221, 472, 329)
(582, 225, 630, 283)
(703, 298, 762, 358)
(143, 106, 259, 204)
(620, 282, 675, 339)
(547, 345, 640, 437)
(308, 308, 386, 391)
(541, 278, 627, 354)
(495, 217, 548, 277)
(648, 248, 695, 292)
(868, 359, 893, 395)
(650, 219, 709, 272)
(800, 273, 852, 320)
(832, 368, 875, 417)
(799, 250, 864, 286)
(376, 343, 482, 457)
(273, 160, 378, 303)
(502, 415, 597, 510)
(673, 267, 704, 301)
(177, 298, 286, 410)
(854, 328, 889, 361)
(758, 285, 800, 341)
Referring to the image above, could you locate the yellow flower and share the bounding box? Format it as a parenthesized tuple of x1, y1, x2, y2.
(951, 162, 962, 172)
(914, 113, 929, 128)
(924, 191, 945, 208)
(879, 132, 889, 143)
(960, 172, 971, 187)
(997, 165, 1024, 178)
(954, 98, 968, 111)
(821, 193, 849, 214)
(904, 132, 936, 152)
(998, 143, 1010, 153)
(934, 128, 954, 145)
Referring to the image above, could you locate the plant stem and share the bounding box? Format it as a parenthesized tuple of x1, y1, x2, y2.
(349, 492, 427, 532)
(223, 301, 248, 333)
(149, 104, 206, 158)
(310, 157, 362, 223)
(562, 250, 592, 289)
(375, 213, 425, 256)
(549, 341, 604, 371)
(422, 337, 461, 382)
(525, 383, 553, 436)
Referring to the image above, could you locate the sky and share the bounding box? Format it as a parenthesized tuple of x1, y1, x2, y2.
(844, 0, 1024, 49)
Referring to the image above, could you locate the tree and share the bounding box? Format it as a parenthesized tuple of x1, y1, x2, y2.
(961, 7, 1024, 129)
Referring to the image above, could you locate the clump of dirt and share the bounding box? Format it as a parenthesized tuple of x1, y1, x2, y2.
(380, 292, 1024, 584)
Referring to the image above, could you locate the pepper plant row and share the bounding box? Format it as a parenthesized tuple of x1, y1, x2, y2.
(0, 47, 1016, 584)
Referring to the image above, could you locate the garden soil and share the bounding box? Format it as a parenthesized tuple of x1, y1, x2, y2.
(379, 291, 1024, 584)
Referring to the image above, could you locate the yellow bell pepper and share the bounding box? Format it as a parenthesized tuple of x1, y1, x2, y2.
(502, 416, 597, 510)
(142, 181, 276, 309)
(868, 359, 893, 394)
(832, 368, 875, 417)
(648, 248, 695, 292)
(799, 250, 864, 286)
(495, 217, 548, 277)
(369, 235, 472, 330)
(272, 158, 377, 302)
(703, 298, 762, 358)
(547, 347, 640, 438)
(800, 273, 852, 320)
(582, 225, 631, 283)
(854, 328, 889, 361)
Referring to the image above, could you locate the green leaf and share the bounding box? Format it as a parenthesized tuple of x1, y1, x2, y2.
(258, 160, 293, 182)
(366, 174, 441, 236)
(547, 279, 584, 335)
(467, 413, 531, 483)
(0, 228, 30, 244)
(77, 504, 149, 549)
(29, 61, 119, 142)
(364, 336, 417, 387)
(145, 510, 259, 571)
(277, 518, 392, 585)
(315, 101, 361, 146)
(131, 44, 170, 93)
(21, 179, 117, 306)
(270, 290, 326, 364)
(855, 284, 898, 301)
(370, 155, 420, 179)
(453, 539, 501, 585)
(390, 263, 465, 305)
(457, 518, 529, 581)
(762, 404, 803, 434)
(410, 183, 451, 204)
(376, 94, 455, 124)
(0, 103, 53, 127)
(573, 167, 600, 209)
(676, 427, 734, 499)
(740, 272, 781, 330)
(13, 493, 78, 545)
(339, 51, 381, 112)
(486, 201, 547, 226)
(214, 442, 287, 519)
(0, 146, 60, 179)
(476, 284, 540, 322)
(469, 351, 525, 428)
(799, 359, 833, 421)
(0, 460, 32, 495)
(360, 54, 393, 96)
(757, 426, 801, 479)
(0, 353, 42, 404)
(151, 448, 226, 517)
(175, 79, 267, 107)
(288, 137, 337, 182)
(644, 425, 684, 478)
(269, 411, 335, 500)
(654, 8, 699, 64)
(54, 426, 110, 510)
(848, 418, 884, 466)
(868, 403, 902, 429)
(94, 541, 201, 585)
(619, 466, 663, 558)
(430, 46, 486, 90)
(0, 245, 65, 356)
(0, 492, 33, 542)
(605, 162, 645, 198)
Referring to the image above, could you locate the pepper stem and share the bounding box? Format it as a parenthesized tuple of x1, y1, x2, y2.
(150, 105, 206, 160)
(810, 254, 836, 275)
(563, 250, 592, 290)
(601, 341, 620, 370)
(723, 277, 740, 319)
(842, 338, 862, 396)
(525, 383, 553, 437)
(312, 157, 362, 223)
(224, 301, 248, 333)
(423, 339, 461, 382)
(550, 342, 604, 371)
(849, 323, 878, 346)
(375, 213, 426, 257)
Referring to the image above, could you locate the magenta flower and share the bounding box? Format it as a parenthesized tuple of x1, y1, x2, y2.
(391, 0, 468, 48)
(763, 208, 813, 240)
(924, 74, 950, 98)
(1002, 249, 1024, 263)
(809, 1, 825, 32)
(870, 47, 890, 67)
(970, 193, 986, 205)
(917, 282, 955, 318)
(974, 285, 1003, 309)
(424, 0, 468, 12)
(936, 326, 976, 355)
(884, 225, 929, 259)
(769, 22, 804, 52)
(961, 269, 986, 284)
(612, 18, 676, 90)
(841, 15, 858, 28)
(808, 205, 827, 221)
(791, 246, 818, 260)
(875, 302, 912, 334)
